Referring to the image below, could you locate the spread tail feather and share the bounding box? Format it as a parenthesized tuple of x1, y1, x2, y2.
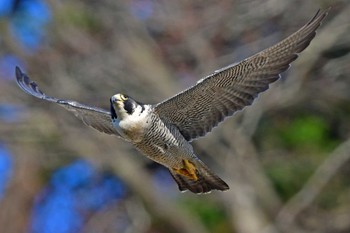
(169, 160, 229, 194)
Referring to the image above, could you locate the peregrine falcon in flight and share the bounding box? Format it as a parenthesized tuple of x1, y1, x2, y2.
(16, 9, 328, 193)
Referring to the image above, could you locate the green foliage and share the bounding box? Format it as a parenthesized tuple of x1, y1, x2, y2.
(258, 113, 339, 153)
(57, 4, 102, 32)
(265, 159, 314, 201)
(258, 113, 341, 201)
(181, 198, 230, 233)
(279, 115, 336, 152)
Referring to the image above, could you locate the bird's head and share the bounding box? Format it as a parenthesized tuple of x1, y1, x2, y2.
(110, 93, 144, 120)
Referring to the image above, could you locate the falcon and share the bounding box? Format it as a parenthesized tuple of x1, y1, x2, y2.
(15, 9, 328, 193)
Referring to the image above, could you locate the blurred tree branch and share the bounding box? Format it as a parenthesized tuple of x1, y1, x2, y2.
(2, 0, 349, 232)
(276, 137, 350, 231)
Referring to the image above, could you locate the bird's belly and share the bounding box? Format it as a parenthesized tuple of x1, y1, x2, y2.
(133, 127, 193, 169)
(135, 141, 184, 168)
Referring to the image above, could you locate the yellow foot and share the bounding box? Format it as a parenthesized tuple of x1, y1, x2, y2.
(173, 159, 198, 181)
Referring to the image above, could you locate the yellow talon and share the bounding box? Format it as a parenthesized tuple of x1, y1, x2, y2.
(173, 159, 198, 181)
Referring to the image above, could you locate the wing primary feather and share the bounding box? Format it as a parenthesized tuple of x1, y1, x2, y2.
(15, 67, 121, 137)
(155, 8, 329, 141)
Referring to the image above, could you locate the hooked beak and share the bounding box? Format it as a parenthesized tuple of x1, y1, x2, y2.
(111, 94, 125, 104)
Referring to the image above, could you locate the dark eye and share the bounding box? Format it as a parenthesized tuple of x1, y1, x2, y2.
(121, 94, 128, 101)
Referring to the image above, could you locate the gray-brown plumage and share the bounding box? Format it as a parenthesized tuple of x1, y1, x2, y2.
(155, 9, 329, 141)
(15, 67, 120, 136)
(15, 9, 328, 194)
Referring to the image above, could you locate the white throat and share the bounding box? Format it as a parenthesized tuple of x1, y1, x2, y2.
(112, 105, 152, 141)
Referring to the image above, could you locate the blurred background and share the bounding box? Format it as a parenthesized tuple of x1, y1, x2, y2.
(0, 0, 349, 233)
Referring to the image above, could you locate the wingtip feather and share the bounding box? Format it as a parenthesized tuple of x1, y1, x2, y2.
(15, 66, 22, 78)
(15, 66, 48, 100)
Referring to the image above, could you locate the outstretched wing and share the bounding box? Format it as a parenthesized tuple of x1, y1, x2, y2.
(155, 9, 329, 141)
(15, 67, 121, 137)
